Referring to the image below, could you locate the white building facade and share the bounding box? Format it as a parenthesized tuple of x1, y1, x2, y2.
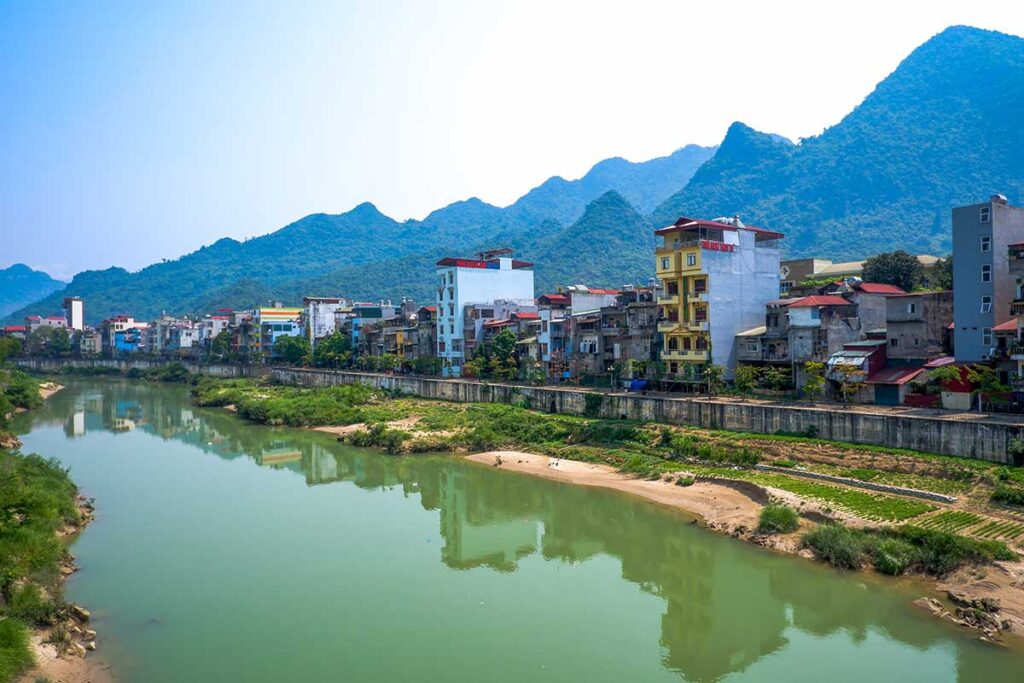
(435, 251, 535, 377)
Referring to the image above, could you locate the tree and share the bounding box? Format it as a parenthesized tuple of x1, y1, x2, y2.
(49, 328, 72, 358)
(0, 337, 22, 362)
(933, 254, 953, 290)
(759, 366, 790, 391)
(861, 251, 924, 291)
(966, 365, 1010, 411)
(209, 330, 233, 362)
(273, 335, 311, 365)
(733, 365, 759, 394)
(802, 361, 825, 402)
(702, 364, 724, 395)
(313, 331, 352, 368)
(470, 330, 518, 380)
(833, 362, 866, 404)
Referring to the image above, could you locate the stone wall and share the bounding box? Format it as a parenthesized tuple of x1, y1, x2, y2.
(13, 357, 263, 379)
(270, 368, 1020, 464)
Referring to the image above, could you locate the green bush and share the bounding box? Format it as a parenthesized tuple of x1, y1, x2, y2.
(5, 583, 59, 626)
(991, 485, 1024, 508)
(773, 459, 796, 468)
(801, 524, 866, 569)
(583, 393, 604, 418)
(758, 504, 800, 534)
(895, 525, 1015, 575)
(871, 537, 918, 575)
(676, 476, 695, 487)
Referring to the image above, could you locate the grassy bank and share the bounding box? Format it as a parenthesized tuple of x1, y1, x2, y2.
(0, 450, 83, 682)
(0, 365, 85, 682)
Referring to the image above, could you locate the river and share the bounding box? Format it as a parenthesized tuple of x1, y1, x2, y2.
(12, 379, 1024, 682)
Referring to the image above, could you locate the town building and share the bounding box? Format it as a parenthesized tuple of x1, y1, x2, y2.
(885, 291, 953, 364)
(780, 254, 941, 297)
(256, 306, 303, 354)
(537, 293, 570, 380)
(435, 249, 534, 377)
(655, 216, 782, 381)
(953, 195, 1024, 362)
(25, 315, 69, 333)
(304, 296, 352, 345)
(63, 297, 85, 331)
(0, 325, 28, 340)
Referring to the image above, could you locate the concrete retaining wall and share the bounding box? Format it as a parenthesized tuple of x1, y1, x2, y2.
(270, 368, 1020, 464)
(13, 357, 264, 379)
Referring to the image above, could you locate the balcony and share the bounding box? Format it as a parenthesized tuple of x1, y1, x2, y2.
(662, 349, 709, 362)
(1011, 300, 1024, 316)
(685, 320, 709, 332)
(658, 319, 681, 333)
(689, 290, 708, 302)
(657, 293, 680, 306)
(1011, 342, 1024, 360)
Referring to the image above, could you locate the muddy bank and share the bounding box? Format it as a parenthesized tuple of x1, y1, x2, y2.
(466, 449, 1024, 646)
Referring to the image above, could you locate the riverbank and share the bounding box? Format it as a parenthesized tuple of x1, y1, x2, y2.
(465, 449, 1024, 642)
(0, 377, 109, 683)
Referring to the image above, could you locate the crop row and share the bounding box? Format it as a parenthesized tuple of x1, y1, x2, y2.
(916, 510, 983, 533)
(971, 519, 1024, 541)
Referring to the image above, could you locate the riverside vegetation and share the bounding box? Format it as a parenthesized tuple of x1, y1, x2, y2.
(0, 355, 90, 682)
(185, 375, 1023, 583)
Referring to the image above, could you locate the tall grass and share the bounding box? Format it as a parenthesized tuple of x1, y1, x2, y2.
(758, 504, 799, 534)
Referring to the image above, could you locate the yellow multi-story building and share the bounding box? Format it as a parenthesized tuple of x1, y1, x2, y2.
(655, 216, 783, 381)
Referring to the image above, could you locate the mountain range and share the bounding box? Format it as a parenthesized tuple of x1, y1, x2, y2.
(6, 25, 1024, 325)
(0, 264, 65, 319)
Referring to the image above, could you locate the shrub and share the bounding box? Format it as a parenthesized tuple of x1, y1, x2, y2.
(773, 459, 796, 468)
(801, 524, 866, 569)
(991, 485, 1024, 508)
(895, 525, 1015, 575)
(872, 537, 918, 575)
(583, 393, 604, 418)
(759, 504, 800, 534)
(676, 476, 695, 487)
(5, 583, 59, 626)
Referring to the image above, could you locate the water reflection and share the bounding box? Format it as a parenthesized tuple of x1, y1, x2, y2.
(20, 380, 1021, 682)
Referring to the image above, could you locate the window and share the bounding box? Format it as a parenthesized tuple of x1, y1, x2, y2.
(981, 235, 991, 252)
(687, 253, 696, 267)
(661, 257, 670, 270)
(447, 272, 454, 284)
(981, 296, 992, 313)
(668, 338, 678, 351)
(982, 265, 992, 283)
(667, 281, 678, 296)
(683, 337, 692, 350)
(980, 206, 991, 223)
(983, 327, 993, 347)
(449, 324, 455, 334)
(694, 278, 707, 292)
(669, 362, 678, 374)
(890, 338, 898, 347)
(913, 337, 919, 347)
(438, 341, 446, 352)
(907, 303, 916, 314)
(780, 281, 792, 293)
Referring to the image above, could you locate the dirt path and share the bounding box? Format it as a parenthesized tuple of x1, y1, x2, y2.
(465, 451, 762, 531)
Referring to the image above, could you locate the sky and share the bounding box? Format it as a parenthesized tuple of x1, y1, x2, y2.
(2, 0, 1023, 280)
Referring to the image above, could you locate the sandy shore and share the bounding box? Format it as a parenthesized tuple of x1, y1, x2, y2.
(466, 449, 1024, 644)
(466, 451, 762, 531)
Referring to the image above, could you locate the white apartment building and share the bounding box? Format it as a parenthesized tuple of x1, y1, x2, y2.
(435, 249, 535, 377)
(304, 296, 352, 345)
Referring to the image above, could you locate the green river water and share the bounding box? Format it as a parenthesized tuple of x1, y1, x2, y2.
(12, 379, 1024, 682)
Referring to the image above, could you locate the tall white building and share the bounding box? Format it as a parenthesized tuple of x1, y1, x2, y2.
(435, 249, 534, 377)
(63, 297, 84, 331)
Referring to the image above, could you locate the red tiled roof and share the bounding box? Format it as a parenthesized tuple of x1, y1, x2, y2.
(993, 319, 1019, 332)
(586, 288, 621, 295)
(855, 283, 906, 295)
(436, 257, 533, 269)
(512, 311, 539, 319)
(867, 367, 924, 385)
(924, 356, 956, 368)
(785, 295, 852, 308)
(538, 294, 569, 304)
(3, 325, 27, 332)
(25, 315, 41, 321)
(45, 316, 65, 321)
(420, 305, 437, 313)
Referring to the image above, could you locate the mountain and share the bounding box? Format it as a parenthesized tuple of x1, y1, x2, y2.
(652, 26, 1024, 259)
(0, 264, 65, 318)
(5, 146, 714, 323)
(531, 191, 654, 292)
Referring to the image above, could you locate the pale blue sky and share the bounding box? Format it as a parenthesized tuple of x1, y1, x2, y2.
(2, 0, 1023, 279)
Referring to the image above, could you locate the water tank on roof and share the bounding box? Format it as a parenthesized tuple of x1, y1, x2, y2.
(711, 215, 746, 228)
(992, 193, 1008, 205)
(846, 276, 863, 288)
